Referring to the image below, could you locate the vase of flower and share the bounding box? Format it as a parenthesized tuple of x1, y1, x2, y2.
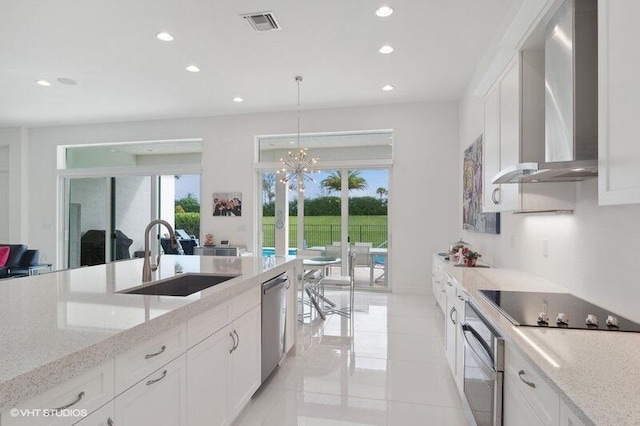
(462, 249, 481, 267)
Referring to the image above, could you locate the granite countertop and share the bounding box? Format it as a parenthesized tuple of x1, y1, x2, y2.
(0, 255, 299, 412)
(436, 256, 640, 426)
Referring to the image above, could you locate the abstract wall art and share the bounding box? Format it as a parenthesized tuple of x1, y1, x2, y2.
(463, 135, 500, 234)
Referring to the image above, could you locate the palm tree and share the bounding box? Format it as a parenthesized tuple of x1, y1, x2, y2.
(262, 173, 276, 203)
(376, 187, 388, 201)
(321, 171, 367, 193)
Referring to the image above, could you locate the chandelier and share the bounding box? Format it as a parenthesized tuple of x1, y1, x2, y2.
(276, 76, 318, 192)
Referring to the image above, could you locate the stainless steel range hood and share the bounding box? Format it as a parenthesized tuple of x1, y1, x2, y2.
(493, 0, 598, 184)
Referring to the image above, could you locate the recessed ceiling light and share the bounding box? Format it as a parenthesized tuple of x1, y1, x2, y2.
(379, 45, 394, 54)
(233, 97, 244, 103)
(382, 84, 394, 91)
(156, 32, 174, 42)
(375, 6, 394, 17)
(185, 65, 200, 73)
(288, 141, 295, 145)
(57, 78, 78, 86)
(36, 80, 51, 87)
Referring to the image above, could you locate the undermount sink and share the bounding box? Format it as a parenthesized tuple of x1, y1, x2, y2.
(122, 274, 239, 297)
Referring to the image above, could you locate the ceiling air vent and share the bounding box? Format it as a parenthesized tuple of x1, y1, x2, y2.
(241, 12, 281, 31)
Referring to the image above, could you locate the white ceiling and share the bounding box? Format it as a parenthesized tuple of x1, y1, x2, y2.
(0, 0, 514, 127)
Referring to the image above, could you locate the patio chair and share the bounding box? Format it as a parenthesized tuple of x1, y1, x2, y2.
(323, 245, 342, 275)
(350, 245, 372, 285)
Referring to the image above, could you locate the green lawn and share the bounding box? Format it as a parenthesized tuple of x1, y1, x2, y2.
(262, 215, 388, 248)
(262, 216, 388, 225)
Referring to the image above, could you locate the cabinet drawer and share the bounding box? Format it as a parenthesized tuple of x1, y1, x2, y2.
(2, 360, 114, 426)
(114, 354, 187, 426)
(231, 286, 261, 319)
(115, 324, 187, 394)
(505, 345, 559, 425)
(187, 299, 231, 348)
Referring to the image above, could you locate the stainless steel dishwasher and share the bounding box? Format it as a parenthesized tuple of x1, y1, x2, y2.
(261, 273, 289, 382)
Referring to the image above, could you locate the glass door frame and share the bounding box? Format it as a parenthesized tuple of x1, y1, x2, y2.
(58, 163, 201, 269)
(255, 162, 392, 289)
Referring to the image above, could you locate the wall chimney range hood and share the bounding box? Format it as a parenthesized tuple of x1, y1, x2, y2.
(493, 0, 598, 185)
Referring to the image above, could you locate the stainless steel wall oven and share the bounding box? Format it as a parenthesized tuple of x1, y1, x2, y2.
(462, 301, 504, 426)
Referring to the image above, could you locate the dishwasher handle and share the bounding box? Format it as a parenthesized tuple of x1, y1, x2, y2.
(263, 275, 288, 294)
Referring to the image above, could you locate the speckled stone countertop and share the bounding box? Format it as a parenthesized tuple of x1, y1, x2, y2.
(0, 255, 299, 412)
(437, 256, 640, 426)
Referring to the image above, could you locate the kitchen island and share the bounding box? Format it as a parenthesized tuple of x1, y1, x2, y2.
(0, 255, 300, 424)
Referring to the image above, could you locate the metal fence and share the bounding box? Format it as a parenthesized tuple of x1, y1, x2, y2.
(262, 224, 387, 248)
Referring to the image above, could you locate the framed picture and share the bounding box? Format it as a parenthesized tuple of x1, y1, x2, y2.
(463, 135, 500, 234)
(212, 192, 242, 217)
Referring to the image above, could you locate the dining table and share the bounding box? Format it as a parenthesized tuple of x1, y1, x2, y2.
(308, 246, 388, 287)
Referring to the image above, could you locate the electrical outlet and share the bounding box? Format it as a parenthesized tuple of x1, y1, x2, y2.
(542, 239, 549, 257)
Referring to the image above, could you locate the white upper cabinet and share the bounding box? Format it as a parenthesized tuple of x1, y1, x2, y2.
(483, 55, 521, 212)
(483, 78, 503, 213)
(598, 0, 640, 205)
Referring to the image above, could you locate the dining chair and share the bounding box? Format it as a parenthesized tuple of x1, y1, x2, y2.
(319, 252, 355, 318)
(354, 242, 373, 247)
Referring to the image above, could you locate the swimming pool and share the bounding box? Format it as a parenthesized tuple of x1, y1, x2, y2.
(262, 248, 297, 256)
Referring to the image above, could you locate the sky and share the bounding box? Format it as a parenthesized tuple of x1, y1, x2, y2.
(287, 169, 389, 199)
(175, 174, 201, 201)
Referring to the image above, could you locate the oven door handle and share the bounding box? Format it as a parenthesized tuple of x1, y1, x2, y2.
(462, 323, 495, 371)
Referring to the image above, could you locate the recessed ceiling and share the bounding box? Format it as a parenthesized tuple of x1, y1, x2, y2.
(0, 0, 515, 127)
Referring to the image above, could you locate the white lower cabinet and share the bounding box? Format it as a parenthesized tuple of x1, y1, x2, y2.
(186, 304, 261, 426)
(505, 345, 559, 425)
(186, 324, 233, 426)
(114, 354, 187, 426)
(504, 373, 543, 426)
(559, 400, 586, 426)
(73, 402, 114, 426)
(443, 273, 465, 395)
(2, 361, 114, 426)
(230, 305, 261, 418)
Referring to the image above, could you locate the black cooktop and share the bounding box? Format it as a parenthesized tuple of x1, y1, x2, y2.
(479, 290, 640, 333)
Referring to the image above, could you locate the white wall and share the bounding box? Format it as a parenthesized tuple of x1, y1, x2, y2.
(25, 101, 460, 294)
(0, 127, 27, 243)
(114, 176, 151, 254)
(458, 90, 640, 322)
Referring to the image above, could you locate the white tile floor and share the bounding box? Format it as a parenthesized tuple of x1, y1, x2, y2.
(233, 291, 469, 425)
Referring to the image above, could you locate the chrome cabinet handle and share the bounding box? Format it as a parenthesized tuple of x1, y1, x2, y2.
(491, 187, 500, 205)
(146, 369, 167, 386)
(229, 331, 237, 353)
(51, 391, 85, 411)
(450, 307, 457, 325)
(107, 418, 115, 426)
(285, 279, 291, 289)
(518, 370, 536, 388)
(144, 345, 166, 359)
(446, 280, 453, 287)
(457, 295, 464, 301)
(234, 330, 240, 350)
(491, 187, 500, 204)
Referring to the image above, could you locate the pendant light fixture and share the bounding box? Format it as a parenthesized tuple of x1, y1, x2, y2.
(276, 75, 318, 192)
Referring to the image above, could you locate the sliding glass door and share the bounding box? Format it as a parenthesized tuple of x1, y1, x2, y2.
(65, 173, 200, 268)
(260, 167, 390, 290)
